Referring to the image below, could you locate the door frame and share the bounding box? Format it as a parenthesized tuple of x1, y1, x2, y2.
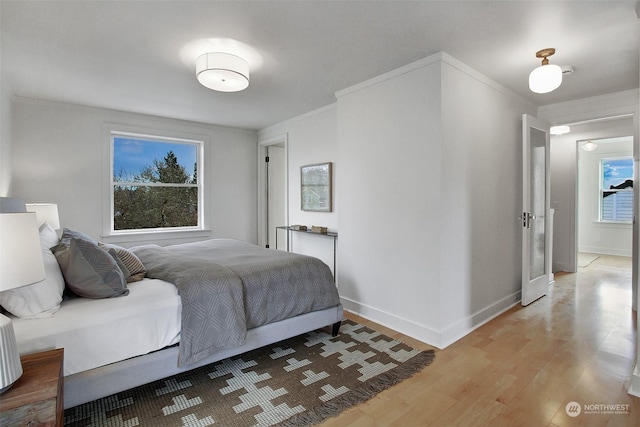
(258, 134, 289, 248)
(561, 114, 636, 285)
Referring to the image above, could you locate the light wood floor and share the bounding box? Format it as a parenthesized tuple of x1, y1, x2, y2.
(322, 255, 639, 426)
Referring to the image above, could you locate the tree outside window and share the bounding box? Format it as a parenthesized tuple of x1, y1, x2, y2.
(601, 157, 633, 223)
(111, 133, 202, 232)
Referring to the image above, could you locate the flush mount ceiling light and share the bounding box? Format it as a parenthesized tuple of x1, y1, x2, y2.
(529, 48, 562, 94)
(550, 125, 570, 135)
(582, 141, 598, 152)
(196, 52, 249, 92)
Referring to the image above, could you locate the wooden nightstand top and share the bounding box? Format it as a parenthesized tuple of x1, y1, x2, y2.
(0, 348, 64, 426)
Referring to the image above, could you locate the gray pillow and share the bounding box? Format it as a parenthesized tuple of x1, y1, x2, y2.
(52, 228, 128, 299)
(98, 242, 147, 282)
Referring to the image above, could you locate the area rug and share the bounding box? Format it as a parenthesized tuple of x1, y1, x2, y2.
(64, 319, 435, 427)
(578, 252, 600, 268)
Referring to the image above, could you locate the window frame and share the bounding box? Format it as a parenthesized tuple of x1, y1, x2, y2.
(103, 125, 210, 243)
(599, 156, 633, 224)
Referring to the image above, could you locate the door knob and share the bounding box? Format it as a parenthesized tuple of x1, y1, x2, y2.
(520, 212, 537, 228)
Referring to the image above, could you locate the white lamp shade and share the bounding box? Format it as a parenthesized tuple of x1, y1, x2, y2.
(582, 141, 598, 152)
(196, 52, 250, 92)
(0, 314, 23, 393)
(26, 203, 60, 229)
(529, 64, 562, 94)
(0, 213, 46, 292)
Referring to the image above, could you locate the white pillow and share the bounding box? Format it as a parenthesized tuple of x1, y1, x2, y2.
(0, 222, 65, 319)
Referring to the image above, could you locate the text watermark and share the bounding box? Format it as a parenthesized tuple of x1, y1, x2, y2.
(565, 401, 631, 417)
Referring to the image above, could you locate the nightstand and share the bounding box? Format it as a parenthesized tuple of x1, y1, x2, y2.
(0, 348, 64, 427)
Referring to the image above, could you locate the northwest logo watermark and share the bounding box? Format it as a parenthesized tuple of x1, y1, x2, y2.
(565, 402, 581, 417)
(565, 401, 631, 417)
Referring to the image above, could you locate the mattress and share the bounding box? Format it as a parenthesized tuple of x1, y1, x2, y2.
(12, 278, 181, 376)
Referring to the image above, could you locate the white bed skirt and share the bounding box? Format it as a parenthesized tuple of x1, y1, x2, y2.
(64, 304, 343, 408)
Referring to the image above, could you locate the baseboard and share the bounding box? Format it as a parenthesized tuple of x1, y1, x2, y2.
(578, 246, 632, 257)
(340, 290, 521, 350)
(340, 297, 445, 348)
(438, 290, 521, 348)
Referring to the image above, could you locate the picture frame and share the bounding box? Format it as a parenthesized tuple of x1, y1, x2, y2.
(301, 162, 332, 212)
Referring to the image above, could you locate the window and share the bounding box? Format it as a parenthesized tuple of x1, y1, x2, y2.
(600, 157, 633, 223)
(110, 131, 203, 233)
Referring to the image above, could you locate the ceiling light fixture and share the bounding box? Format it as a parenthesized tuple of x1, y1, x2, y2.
(550, 125, 570, 135)
(581, 141, 598, 152)
(196, 52, 249, 92)
(529, 48, 562, 94)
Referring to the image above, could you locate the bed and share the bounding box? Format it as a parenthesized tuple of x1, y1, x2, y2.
(6, 226, 342, 409)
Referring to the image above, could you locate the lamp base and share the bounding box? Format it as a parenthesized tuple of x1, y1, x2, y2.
(0, 313, 24, 394)
(0, 379, 19, 394)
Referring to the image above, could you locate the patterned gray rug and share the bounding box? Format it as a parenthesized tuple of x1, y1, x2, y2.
(64, 319, 435, 427)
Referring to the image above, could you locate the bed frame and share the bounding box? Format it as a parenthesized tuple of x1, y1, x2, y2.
(64, 304, 343, 408)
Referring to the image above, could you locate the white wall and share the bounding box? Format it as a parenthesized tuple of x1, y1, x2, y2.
(259, 105, 338, 272)
(10, 97, 258, 246)
(578, 137, 633, 256)
(336, 53, 536, 348)
(0, 84, 10, 196)
(439, 57, 534, 337)
(337, 56, 444, 342)
(0, 4, 11, 196)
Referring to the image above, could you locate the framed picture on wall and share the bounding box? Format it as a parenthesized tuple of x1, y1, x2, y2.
(301, 162, 332, 212)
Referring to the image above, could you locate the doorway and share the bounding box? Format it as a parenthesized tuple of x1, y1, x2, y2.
(576, 136, 633, 264)
(550, 115, 635, 274)
(258, 134, 288, 249)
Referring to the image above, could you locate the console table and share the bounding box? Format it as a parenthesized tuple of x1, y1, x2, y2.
(275, 226, 338, 276)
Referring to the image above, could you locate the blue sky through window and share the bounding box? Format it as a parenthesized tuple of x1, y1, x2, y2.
(113, 136, 197, 181)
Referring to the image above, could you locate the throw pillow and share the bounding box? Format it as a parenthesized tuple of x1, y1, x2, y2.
(52, 228, 128, 299)
(98, 242, 146, 282)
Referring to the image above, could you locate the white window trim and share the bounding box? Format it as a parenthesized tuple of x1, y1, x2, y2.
(592, 221, 632, 229)
(598, 156, 633, 224)
(102, 123, 210, 242)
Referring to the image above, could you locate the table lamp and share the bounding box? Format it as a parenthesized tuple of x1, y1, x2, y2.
(26, 203, 60, 229)
(0, 212, 46, 393)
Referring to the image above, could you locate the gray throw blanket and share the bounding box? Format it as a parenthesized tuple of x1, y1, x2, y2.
(132, 239, 340, 368)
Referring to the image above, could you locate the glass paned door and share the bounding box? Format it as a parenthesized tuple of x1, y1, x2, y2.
(522, 114, 550, 306)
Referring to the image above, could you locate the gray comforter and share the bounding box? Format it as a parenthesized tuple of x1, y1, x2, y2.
(131, 239, 340, 367)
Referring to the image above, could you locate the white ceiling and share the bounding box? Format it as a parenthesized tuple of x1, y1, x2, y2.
(2, 1, 639, 130)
